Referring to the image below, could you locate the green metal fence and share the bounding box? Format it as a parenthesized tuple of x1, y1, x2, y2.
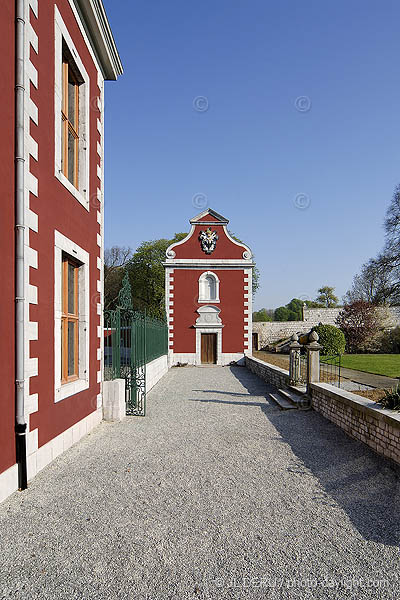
(104, 274, 168, 415)
(145, 315, 169, 364)
(104, 309, 168, 415)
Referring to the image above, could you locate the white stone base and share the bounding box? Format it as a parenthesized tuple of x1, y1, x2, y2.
(169, 352, 244, 367)
(0, 464, 19, 504)
(146, 355, 168, 392)
(27, 408, 102, 483)
(103, 379, 126, 421)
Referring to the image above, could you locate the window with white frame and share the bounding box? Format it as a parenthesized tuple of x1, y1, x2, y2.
(54, 6, 90, 210)
(55, 231, 89, 402)
(198, 271, 220, 303)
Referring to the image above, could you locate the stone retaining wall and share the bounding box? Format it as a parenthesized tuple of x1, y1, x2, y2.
(245, 355, 289, 389)
(252, 321, 311, 347)
(310, 383, 400, 466)
(253, 306, 400, 348)
(302, 307, 341, 324)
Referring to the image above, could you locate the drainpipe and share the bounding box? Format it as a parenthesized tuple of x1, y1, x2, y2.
(15, 0, 27, 490)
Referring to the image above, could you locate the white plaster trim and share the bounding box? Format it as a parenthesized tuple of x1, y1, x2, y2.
(27, 23, 38, 53)
(198, 271, 220, 303)
(27, 408, 102, 482)
(28, 284, 38, 304)
(25, 393, 38, 415)
(28, 172, 38, 197)
(23, 0, 40, 436)
(27, 60, 38, 88)
(245, 268, 253, 355)
(54, 6, 90, 211)
(195, 328, 223, 365)
(54, 231, 90, 402)
(27, 135, 38, 161)
(65, 0, 102, 75)
(27, 97, 38, 125)
(190, 208, 229, 224)
(170, 352, 244, 367)
(223, 226, 253, 259)
(26, 209, 38, 232)
(29, 0, 38, 18)
(163, 260, 255, 267)
(146, 355, 169, 393)
(0, 464, 19, 505)
(165, 225, 196, 258)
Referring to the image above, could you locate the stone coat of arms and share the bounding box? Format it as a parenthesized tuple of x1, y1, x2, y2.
(199, 228, 219, 254)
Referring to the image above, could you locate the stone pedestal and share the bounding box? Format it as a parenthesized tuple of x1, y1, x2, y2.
(289, 333, 301, 386)
(103, 379, 126, 422)
(306, 331, 322, 393)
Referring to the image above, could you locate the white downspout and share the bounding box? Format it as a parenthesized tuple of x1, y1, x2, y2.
(15, 0, 27, 490)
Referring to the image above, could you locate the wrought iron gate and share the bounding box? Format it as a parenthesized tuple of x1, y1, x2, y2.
(104, 274, 168, 416)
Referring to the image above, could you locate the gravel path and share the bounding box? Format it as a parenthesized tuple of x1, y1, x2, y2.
(0, 366, 400, 600)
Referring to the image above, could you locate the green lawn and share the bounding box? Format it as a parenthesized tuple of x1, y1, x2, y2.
(328, 354, 400, 378)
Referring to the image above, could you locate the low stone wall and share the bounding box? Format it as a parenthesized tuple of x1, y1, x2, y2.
(245, 355, 289, 389)
(302, 307, 341, 324)
(146, 355, 169, 393)
(310, 382, 400, 466)
(253, 321, 312, 347)
(253, 306, 400, 349)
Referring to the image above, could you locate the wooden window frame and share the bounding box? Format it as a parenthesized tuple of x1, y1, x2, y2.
(61, 256, 79, 384)
(61, 54, 79, 189)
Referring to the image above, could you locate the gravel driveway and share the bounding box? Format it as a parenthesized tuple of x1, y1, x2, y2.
(0, 365, 399, 599)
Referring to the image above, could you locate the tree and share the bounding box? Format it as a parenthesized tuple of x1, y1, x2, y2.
(253, 308, 272, 322)
(273, 298, 309, 321)
(228, 230, 259, 296)
(315, 286, 338, 308)
(274, 306, 295, 321)
(344, 184, 400, 307)
(126, 233, 187, 318)
(286, 298, 304, 320)
(343, 255, 396, 305)
(104, 246, 133, 310)
(336, 301, 380, 353)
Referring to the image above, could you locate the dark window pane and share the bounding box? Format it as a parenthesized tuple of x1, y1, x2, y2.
(61, 118, 66, 173)
(68, 321, 75, 376)
(68, 130, 75, 185)
(68, 263, 75, 314)
(61, 320, 64, 376)
(68, 77, 76, 126)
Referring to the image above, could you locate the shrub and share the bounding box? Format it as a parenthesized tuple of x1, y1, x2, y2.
(378, 385, 400, 411)
(312, 323, 346, 356)
(336, 301, 379, 353)
(380, 326, 400, 353)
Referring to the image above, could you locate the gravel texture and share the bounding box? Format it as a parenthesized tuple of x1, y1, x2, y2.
(0, 365, 400, 600)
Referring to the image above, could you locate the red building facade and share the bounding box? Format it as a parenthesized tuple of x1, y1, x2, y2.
(0, 0, 122, 502)
(164, 209, 254, 366)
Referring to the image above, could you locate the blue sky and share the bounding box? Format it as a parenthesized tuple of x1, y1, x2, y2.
(102, 0, 400, 310)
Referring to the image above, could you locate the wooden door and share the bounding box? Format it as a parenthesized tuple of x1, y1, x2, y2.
(252, 333, 258, 351)
(201, 333, 217, 364)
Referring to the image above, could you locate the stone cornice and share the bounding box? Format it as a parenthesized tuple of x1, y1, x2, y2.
(74, 0, 123, 80)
